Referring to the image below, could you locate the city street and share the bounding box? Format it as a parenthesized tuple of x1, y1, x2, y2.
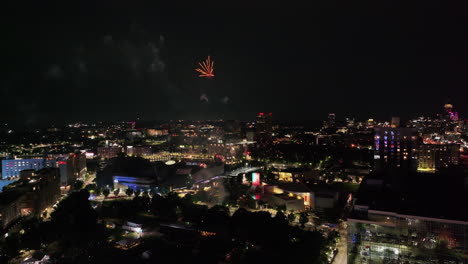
(333, 221, 348, 264)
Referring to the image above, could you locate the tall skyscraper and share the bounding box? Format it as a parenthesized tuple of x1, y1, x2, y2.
(255, 112, 272, 142)
(322, 113, 336, 129)
(328, 113, 336, 128)
(374, 127, 419, 171)
(256, 113, 272, 132)
(444, 103, 459, 121)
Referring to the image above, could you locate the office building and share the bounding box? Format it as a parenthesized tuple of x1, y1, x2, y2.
(328, 113, 336, 128)
(58, 153, 87, 186)
(418, 144, 460, 172)
(97, 147, 123, 159)
(126, 146, 152, 157)
(256, 112, 272, 136)
(255, 112, 273, 146)
(323, 113, 336, 129)
(1, 158, 56, 179)
(374, 127, 419, 171)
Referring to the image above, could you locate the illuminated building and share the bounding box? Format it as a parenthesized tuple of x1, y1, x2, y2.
(262, 183, 317, 210)
(418, 144, 459, 172)
(391, 117, 400, 128)
(346, 118, 355, 129)
(146, 129, 169, 136)
(97, 147, 123, 159)
(374, 127, 419, 171)
(1, 158, 56, 178)
(126, 146, 152, 157)
(445, 103, 453, 113)
(275, 182, 313, 209)
(113, 176, 157, 191)
(365, 119, 375, 128)
(322, 113, 336, 129)
(274, 168, 318, 182)
(246, 131, 255, 142)
(347, 173, 468, 264)
(97, 156, 157, 190)
(0, 168, 60, 229)
(444, 103, 459, 122)
(255, 112, 273, 143)
(278, 171, 293, 182)
(264, 193, 305, 211)
(58, 153, 87, 186)
(127, 121, 136, 130)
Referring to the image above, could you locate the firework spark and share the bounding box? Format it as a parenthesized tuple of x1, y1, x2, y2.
(195, 56, 214, 77)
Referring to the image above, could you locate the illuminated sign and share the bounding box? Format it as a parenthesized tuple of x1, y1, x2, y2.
(251, 172, 260, 186)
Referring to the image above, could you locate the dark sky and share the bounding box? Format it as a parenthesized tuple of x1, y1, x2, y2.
(1, 2, 468, 125)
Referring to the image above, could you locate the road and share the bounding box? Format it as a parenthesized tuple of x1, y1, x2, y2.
(333, 221, 348, 264)
(225, 166, 262, 177)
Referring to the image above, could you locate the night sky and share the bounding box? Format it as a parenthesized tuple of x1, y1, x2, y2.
(1, 2, 468, 125)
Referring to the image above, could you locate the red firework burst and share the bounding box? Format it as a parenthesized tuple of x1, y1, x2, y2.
(195, 56, 214, 77)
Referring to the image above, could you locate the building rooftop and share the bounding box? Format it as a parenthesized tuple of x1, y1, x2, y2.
(353, 170, 468, 222)
(277, 182, 311, 193)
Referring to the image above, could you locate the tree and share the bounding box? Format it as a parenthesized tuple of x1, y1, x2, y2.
(73, 180, 84, 191)
(193, 190, 208, 203)
(142, 190, 149, 197)
(288, 212, 296, 224)
(299, 212, 309, 228)
(42, 211, 48, 219)
(134, 189, 141, 197)
(113, 188, 120, 196)
(102, 188, 110, 198)
(50, 189, 101, 248)
(166, 192, 181, 207)
(94, 188, 101, 196)
(274, 211, 288, 226)
(1, 233, 20, 258)
(125, 188, 134, 197)
(85, 184, 97, 191)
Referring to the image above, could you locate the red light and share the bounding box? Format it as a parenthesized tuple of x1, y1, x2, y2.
(268, 113, 272, 115)
(58, 161, 67, 165)
(259, 112, 264, 116)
